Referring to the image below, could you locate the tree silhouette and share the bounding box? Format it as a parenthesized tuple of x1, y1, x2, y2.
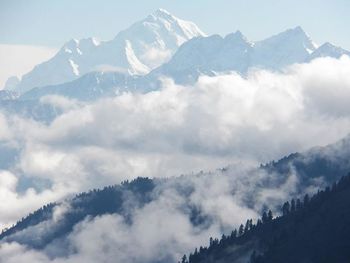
(290, 199, 296, 213)
(268, 210, 273, 221)
(238, 224, 244, 236)
(282, 201, 290, 216)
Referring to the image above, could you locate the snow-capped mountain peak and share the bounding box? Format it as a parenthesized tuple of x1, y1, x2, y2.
(15, 25, 350, 102)
(60, 38, 100, 56)
(60, 39, 81, 55)
(227, 30, 244, 39)
(285, 26, 317, 52)
(151, 8, 174, 19)
(63, 38, 79, 48)
(7, 9, 205, 93)
(253, 26, 317, 69)
(307, 42, 350, 61)
(224, 30, 253, 47)
(151, 8, 206, 40)
(108, 9, 206, 73)
(155, 30, 253, 78)
(79, 37, 100, 49)
(6, 16, 350, 99)
(257, 26, 317, 51)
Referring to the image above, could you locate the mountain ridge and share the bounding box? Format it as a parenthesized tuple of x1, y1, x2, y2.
(5, 10, 350, 99)
(18, 27, 350, 101)
(183, 174, 350, 263)
(6, 9, 205, 94)
(2, 133, 350, 261)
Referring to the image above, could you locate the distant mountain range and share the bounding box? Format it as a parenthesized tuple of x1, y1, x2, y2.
(5, 9, 205, 94)
(3, 9, 350, 101)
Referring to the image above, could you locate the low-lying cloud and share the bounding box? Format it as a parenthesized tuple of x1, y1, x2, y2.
(0, 167, 302, 263)
(1, 56, 350, 261)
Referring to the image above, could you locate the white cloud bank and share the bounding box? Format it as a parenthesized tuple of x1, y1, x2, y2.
(1, 56, 350, 262)
(0, 168, 300, 263)
(0, 44, 57, 89)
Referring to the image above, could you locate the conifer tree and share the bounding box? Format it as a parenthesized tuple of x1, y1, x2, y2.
(291, 199, 296, 213)
(238, 224, 244, 236)
(282, 201, 290, 215)
(268, 210, 273, 221)
(262, 211, 268, 224)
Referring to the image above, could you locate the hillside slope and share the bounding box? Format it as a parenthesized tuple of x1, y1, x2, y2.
(184, 175, 350, 263)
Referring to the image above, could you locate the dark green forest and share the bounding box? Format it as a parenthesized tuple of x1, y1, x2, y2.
(182, 174, 350, 263)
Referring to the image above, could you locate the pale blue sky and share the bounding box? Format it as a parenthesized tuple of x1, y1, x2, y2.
(1, 0, 350, 49)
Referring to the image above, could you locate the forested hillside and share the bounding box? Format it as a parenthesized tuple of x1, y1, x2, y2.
(183, 174, 350, 263)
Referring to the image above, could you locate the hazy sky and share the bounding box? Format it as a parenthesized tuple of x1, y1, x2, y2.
(1, 0, 350, 48)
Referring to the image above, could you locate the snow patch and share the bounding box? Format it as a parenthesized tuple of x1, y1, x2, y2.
(125, 40, 149, 75)
(69, 59, 80, 76)
(77, 48, 82, 55)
